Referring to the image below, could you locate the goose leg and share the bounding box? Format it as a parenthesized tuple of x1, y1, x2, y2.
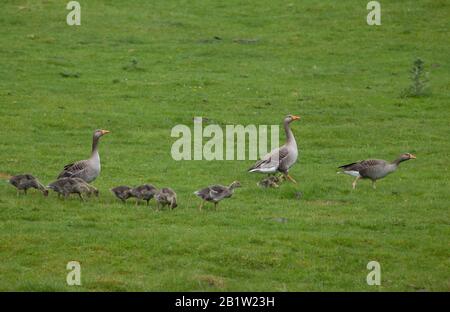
(352, 176, 360, 190)
(78, 193, 85, 202)
(199, 201, 204, 211)
(214, 202, 218, 210)
(285, 174, 297, 184)
(372, 180, 377, 189)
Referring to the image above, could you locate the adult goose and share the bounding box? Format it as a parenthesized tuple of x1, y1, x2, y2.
(248, 115, 300, 183)
(9, 174, 48, 196)
(57, 129, 110, 183)
(338, 153, 416, 189)
(194, 181, 241, 210)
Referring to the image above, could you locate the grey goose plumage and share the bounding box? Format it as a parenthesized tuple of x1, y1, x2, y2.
(338, 153, 416, 189)
(155, 188, 177, 210)
(48, 177, 98, 200)
(111, 185, 133, 203)
(9, 174, 48, 196)
(248, 115, 300, 183)
(194, 181, 241, 210)
(57, 129, 110, 183)
(130, 184, 158, 205)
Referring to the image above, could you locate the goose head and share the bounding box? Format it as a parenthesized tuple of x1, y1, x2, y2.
(284, 115, 301, 124)
(394, 153, 416, 165)
(93, 129, 110, 139)
(401, 153, 416, 160)
(230, 181, 242, 190)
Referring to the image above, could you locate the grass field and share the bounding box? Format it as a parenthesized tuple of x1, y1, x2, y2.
(0, 0, 449, 291)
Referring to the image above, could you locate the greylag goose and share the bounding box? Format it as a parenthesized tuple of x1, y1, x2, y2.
(194, 181, 241, 210)
(248, 115, 300, 183)
(72, 177, 99, 197)
(57, 129, 110, 182)
(111, 186, 133, 203)
(155, 188, 177, 210)
(48, 177, 96, 200)
(257, 175, 285, 188)
(9, 174, 48, 196)
(130, 184, 158, 206)
(338, 153, 416, 189)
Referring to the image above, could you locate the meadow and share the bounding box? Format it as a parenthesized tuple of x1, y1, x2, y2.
(0, 0, 449, 291)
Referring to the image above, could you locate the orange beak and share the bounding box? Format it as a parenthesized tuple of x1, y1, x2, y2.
(101, 130, 110, 135)
(292, 115, 301, 121)
(410, 154, 416, 159)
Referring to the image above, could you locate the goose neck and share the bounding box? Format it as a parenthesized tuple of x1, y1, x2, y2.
(284, 120, 295, 145)
(391, 157, 405, 166)
(91, 136, 100, 159)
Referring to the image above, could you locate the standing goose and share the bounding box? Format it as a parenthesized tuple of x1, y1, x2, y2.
(9, 174, 48, 196)
(57, 129, 110, 183)
(248, 115, 300, 183)
(194, 181, 241, 210)
(155, 188, 177, 210)
(338, 153, 416, 189)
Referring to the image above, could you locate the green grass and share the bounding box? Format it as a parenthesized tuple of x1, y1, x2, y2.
(0, 0, 449, 291)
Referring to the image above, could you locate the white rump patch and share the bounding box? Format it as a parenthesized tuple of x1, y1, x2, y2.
(344, 170, 361, 177)
(249, 167, 278, 173)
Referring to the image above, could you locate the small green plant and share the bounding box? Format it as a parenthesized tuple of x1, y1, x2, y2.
(401, 58, 430, 98)
(59, 70, 80, 78)
(122, 57, 144, 71)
